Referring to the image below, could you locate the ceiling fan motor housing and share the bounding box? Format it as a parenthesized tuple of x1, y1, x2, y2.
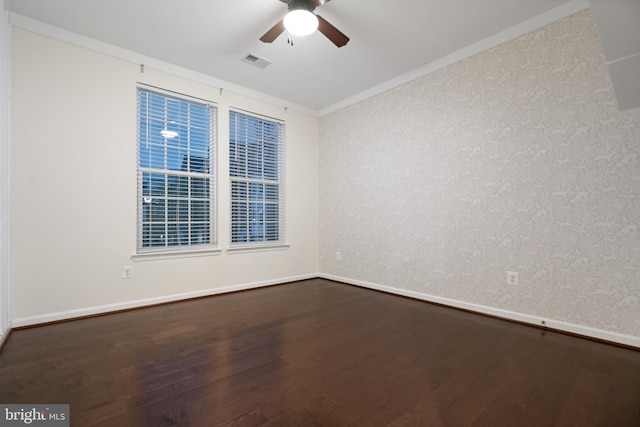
(288, 0, 319, 13)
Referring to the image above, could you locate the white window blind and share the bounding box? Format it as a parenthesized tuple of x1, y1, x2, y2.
(229, 110, 285, 246)
(137, 86, 216, 252)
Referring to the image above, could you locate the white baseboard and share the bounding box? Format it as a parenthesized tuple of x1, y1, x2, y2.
(12, 273, 318, 328)
(0, 326, 11, 351)
(12, 272, 640, 349)
(320, 273, 640, 349)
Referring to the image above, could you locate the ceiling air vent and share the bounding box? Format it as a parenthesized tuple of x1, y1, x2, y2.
(241, 53, 272, 70)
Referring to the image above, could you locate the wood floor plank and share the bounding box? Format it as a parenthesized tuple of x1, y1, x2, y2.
(0, 278, 638, 426)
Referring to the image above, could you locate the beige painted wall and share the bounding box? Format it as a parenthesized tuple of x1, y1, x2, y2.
(320, 10, 640, 339)
(0, 0, 10, 340)
(11, 28, 319, 324)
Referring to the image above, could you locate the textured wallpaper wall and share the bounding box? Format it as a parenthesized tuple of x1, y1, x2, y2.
(319, 10, 640, 338)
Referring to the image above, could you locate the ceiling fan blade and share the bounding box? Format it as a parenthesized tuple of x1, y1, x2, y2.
(260, 19, 286, 43)
(316, 15, 349, 47)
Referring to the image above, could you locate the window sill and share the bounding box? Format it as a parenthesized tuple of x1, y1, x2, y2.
(226, 243, 289, 254)
(131, 247, 222, 262)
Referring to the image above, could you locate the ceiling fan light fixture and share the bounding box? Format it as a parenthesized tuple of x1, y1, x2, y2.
(283, 9, 318, 36)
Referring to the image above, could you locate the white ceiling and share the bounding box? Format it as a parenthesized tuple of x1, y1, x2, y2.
(9, 0, 587, 114)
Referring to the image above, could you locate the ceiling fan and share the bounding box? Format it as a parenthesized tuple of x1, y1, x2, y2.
(260, 0, 350, 47)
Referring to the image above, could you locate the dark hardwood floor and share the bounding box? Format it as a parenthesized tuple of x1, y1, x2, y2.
(0, 278, 638, 426)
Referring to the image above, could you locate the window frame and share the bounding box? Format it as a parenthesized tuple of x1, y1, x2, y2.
(228, 108, 286, 249)
(135, 84, 218, 257)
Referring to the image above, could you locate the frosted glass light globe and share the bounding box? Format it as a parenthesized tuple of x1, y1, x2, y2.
(283, 9, 319, 36)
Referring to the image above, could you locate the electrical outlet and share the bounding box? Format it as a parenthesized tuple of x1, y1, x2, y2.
(506, 271, 518, 285)
(336, 252, 342, 262)
(122, 266, 132, 279)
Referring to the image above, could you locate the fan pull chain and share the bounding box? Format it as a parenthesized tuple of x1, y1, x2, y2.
(287, 35, 294, 46)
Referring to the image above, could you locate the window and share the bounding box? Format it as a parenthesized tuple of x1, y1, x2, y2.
(229, 110, 285, 246)
(137, 86, 216, 252)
